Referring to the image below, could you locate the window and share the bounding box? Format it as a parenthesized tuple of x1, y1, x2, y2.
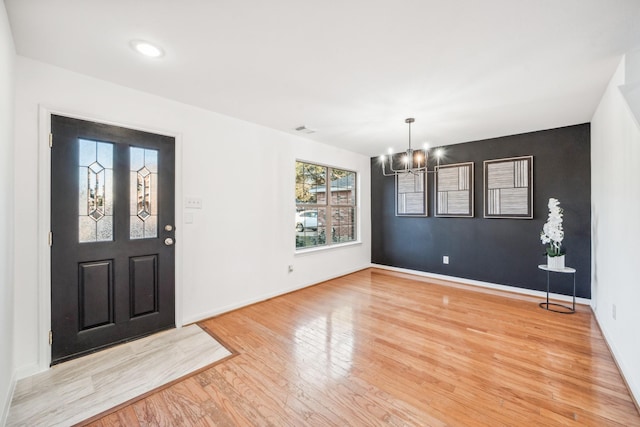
(295, 161, 357, 249)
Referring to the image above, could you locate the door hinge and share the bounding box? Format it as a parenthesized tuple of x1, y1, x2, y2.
(49, 133, 53, 148)
(48, 231, 52, 246)
(49, 330, 53, 346)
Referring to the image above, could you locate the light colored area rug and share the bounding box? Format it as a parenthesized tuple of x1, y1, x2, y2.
(7, 325, 232, 426)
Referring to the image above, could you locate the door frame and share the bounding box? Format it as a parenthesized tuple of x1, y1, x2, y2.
(36, 105, 184, 371)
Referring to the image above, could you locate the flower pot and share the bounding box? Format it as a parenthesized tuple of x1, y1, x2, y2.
(548, 254, 565, 270)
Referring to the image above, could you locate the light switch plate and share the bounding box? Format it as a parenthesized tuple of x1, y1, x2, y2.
(185, 197, 202, 209)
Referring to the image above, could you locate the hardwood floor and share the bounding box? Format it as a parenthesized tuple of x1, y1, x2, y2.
(85, 268, 640, 426)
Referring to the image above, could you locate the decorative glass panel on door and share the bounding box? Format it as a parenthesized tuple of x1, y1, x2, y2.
(130, 147, 159, 239)
(78, 139, 114, 243)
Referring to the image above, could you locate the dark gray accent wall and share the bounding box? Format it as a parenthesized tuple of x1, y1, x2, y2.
(371, 124, 591, 298)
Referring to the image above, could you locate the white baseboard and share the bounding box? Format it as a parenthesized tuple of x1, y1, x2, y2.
(182, 264, 370, 325)
(592, 308, 640, 410)
(184, 263, 591, 326)
(14, 362, 44, 382)
(371, 263, 591, 306)
(1, 369, 18, 426)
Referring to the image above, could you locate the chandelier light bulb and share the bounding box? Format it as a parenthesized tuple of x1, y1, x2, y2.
(380, 118, 436, 177)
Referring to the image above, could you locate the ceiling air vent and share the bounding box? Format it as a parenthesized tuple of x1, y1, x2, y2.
(294, 125, 316, 134)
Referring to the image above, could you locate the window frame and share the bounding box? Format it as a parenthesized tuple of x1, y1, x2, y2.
(295, 160, 358, 251)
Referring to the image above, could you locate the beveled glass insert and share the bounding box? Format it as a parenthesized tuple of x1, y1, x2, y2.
(130, 147, 159, 239)
(78, 139, 114, 243)
(137, 166, 151, 220)
(88, 162, 105, 221)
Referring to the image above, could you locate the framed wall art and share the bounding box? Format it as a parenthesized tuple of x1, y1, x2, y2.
(483, 155, 533, 219)
(396, 172, 427, 216)
(435, 162, 474, 217)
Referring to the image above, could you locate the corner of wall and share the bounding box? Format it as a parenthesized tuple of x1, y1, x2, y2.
(591, 51, 640, 408)
(592, 308, 640, 410)
(0, 0, 16, 423)
(0, 371, 17, 426)
(619, 49, 640, 131)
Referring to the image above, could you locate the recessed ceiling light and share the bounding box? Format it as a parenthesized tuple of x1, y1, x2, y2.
(130, 40, 164, 58)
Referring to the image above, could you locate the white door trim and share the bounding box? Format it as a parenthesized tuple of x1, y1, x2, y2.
(36, 105, 184, 373)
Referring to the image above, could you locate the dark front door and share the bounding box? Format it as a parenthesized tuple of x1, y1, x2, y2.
(50, 115, 176, 364)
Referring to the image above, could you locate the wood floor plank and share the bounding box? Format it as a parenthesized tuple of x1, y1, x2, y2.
(88, 268, 640, 426)
(198, 369, 270, 426)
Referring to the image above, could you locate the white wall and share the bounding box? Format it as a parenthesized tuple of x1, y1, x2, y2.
(0, 3, 15, 424)
(591, 54, 640, 404)
(13, 57, 371, 375)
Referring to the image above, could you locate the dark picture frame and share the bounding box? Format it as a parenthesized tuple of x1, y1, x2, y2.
(396, 172, 427, 216)
(483, 155, 533, 219)
(435, 162, 474, 217)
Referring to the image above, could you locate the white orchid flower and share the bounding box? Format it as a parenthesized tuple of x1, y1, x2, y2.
(541, 197, 564, 256)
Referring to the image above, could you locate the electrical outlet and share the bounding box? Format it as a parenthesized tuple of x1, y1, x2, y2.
(185, 197, 202, 209)
(288, 265, 294, 273)
(612, 304, 617, 320)
(443, 256, 449, 264)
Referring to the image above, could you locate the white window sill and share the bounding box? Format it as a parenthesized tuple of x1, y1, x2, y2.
(294, 240, 362, 256)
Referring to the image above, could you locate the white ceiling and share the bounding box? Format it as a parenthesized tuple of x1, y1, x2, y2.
(5, 0, 640, 156)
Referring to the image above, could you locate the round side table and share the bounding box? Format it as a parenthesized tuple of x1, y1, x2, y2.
(538, 264, 576, 314)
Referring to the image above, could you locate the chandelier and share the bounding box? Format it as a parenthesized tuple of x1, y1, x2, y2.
(380, 118, 442, 176)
